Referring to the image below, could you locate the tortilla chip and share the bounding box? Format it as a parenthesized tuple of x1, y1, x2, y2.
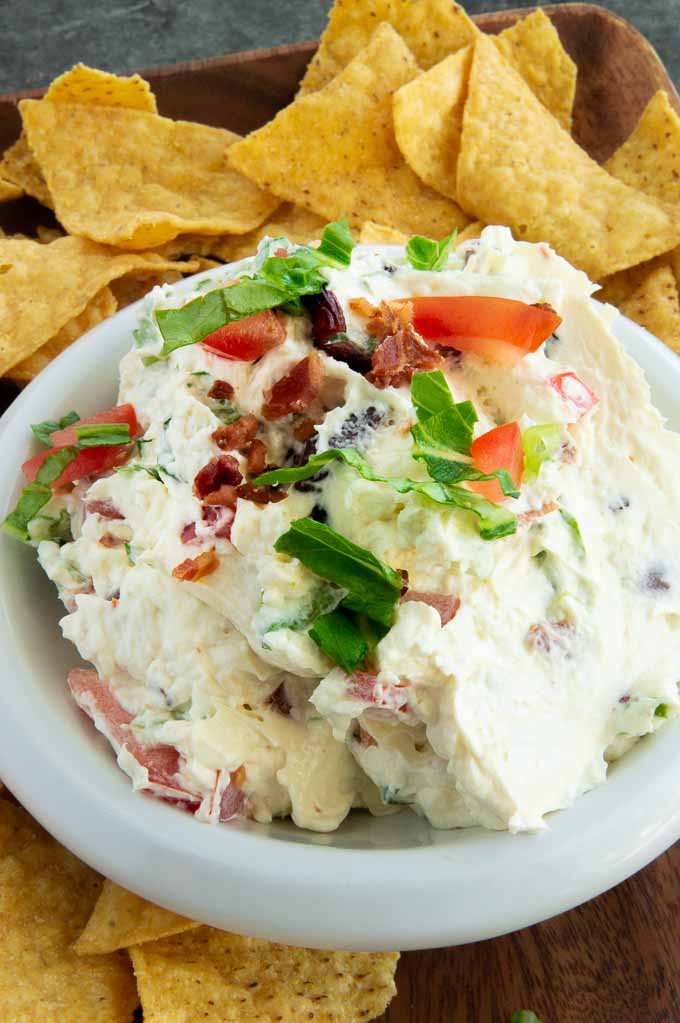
(605, 90, 680, 203)
(0, 799, 138, 1022)
(359, 221, 408, 244)
(495, 9, 577, 131)
(299, 0, 476, 94)
(75, 880, 198, 956)
(229, 24, 469, 238)
(619, 262, 680, 353)
(456, 35, 680, 281)
(0, 235, 198, 376)
(21, 99, 279, 249)
(36, 224, 65, 244)
(110, 271, 184, 309)
(131, 926, 398, 1023)
(393, 47, 472, 201)
(0, 134, 52, 207)
(45, 63, 157, 112)
(0, 177, 22, 201)
(9, 286, 117, 384)
(455, 220, 485, 245)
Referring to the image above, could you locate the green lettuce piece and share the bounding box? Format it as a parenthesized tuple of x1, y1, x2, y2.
(405, 230, 458, 271)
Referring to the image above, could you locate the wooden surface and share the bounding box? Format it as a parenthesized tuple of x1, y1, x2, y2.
(0, 5, 678, 1021)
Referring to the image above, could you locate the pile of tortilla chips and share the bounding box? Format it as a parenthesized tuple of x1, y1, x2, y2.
(0, 791, 399, 1021)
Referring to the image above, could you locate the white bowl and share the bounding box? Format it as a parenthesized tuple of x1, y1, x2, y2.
(0, 267, 679, 951)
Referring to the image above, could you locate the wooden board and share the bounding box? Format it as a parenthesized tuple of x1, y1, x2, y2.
(0, 6, 678, 1021)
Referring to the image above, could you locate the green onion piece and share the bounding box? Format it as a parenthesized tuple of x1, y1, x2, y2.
(559, 506, 586, 558)
(522, 423, 563, 482)
(655, 703, 670, 718)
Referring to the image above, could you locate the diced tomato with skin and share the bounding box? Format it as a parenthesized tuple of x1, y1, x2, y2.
(468, 422, 523, 503)
(549, 372, 599, 416)
(48, 404, 139, 448)
(67, 668, 196, 801)
(201, 310, 286, 361)
(410, 296, 562, 367)
(346, 672, 410, 713)
(22, 444, 132, 488)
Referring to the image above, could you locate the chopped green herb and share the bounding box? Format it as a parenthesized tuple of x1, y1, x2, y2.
(124, 542, 135, 566)
(162, 417, 172, 429)
(309, 608, 369, 674)
(559, 506, 586, 558)
(410, 369, 459, 421)
(191, 371, 211, 377)
(154, 221, 355, 357)
(406, 230, 458, 272)
(275, 518, 402, 629)
(75, 422, 131, 448)
(115, 463, 179, 482)
(213, 400, 242, 426)
(522, 423, 563, 482)
(31, 410, 79, 447)
(655, 703, 670, 718)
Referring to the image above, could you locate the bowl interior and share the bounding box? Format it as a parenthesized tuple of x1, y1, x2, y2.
(0, 267, 679, 950)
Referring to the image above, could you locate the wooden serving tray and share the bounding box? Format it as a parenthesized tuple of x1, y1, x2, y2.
(1, 6, 679, 1021)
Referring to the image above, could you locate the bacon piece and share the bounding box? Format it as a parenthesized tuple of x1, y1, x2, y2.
(172, 549, 219, 582)
(293, 417, 317, 442)
(67, 668, 194, 799)
(202, 484, 239, 507)
(85, 499, 124, 520)
(245, 439, 267, 476)
(193, 454, 242, 500)
(236, 482, 287, 505)
(346, 672, 410, 713)
(212, 414, 258, 451)
(266, 682, 291, 716)
(99, 533, 124, 549)
(262, 351, 324, 420)
(517, 501, 558, 528)
(180, 522, 197, 544)
(401, 590, 460, 625)
(208, 379, 234, 400)
(357, 300, 442, 388)
(202, 504, 234, 539)
(526, 619, 575, 654)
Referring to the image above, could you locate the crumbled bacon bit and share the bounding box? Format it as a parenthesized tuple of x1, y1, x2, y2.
(398, 568, 409, 596)
(262, 351, 324, 420)
(202, 504, 234, 539)
(619, 694, 631, 704)
(527, 619, 575, 653)
(85, 499, 124, 520)
(99, 533, 124, 548)
(348, 298, 375, 318)
(203, 484, 239, 507)
(266, 682, 291, 716)
(245, 438, 267, 476)
(172, 549, 220, 582)
(236, 482, 287, 505)
(193, 455, 242, 500)
(517, 501, 558, 527)
(207, 379, 234, 401)
(401, 590, 460, 625)
(180, 522, 197, 544)
(212, 414, 258, 451)
(354, 300, 442, 388)
(294, 417, 317, 442)
(560, 443, 577, 463)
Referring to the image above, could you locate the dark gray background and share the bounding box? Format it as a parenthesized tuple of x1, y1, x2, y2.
(0, 1, 678, 96)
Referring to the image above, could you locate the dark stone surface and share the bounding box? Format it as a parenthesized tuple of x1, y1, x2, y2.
(0, 0, 678, 96)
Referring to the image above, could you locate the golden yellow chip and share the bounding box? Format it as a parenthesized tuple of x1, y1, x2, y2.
(36, 224, 65, 244)
(0, 135, 52, 207)
(495, 9, 577, 131)
(393, 47, 472, 201)
(131, 926, 399, 1023)
(45, 63, 157, 112)
(619, 262, 680, 353)
(109, 271, 184, 308)
(21, 99, 280, 249)
(0, 235, 198, 376)
(455, 220, 485, 245)
(0, 177, 22, 201)
(75, 880, 198, 956)
(456, 35, 680, 281)
(9, 286, 117, 384)
(299, 0, 476, 94)
(605, 90, 680, 202)
(359, 221, 408, 244)
(229, 24, 469, 238)
(0, 799, 138, 1022)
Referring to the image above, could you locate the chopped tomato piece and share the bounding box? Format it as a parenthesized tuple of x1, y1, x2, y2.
(202, 310, 286, 361)
(549, 372, 599, 416)
(469, 422, 523, 503)
(49, 403, 139, 447)
(22, 444, 131, 488)
(410, 296, 562, 367)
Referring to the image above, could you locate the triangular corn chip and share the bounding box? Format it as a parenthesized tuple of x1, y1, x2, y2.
(619, 263, 680, 353)
(495, 9, 577, 130)
(45, 63, 157, 112)
(359, 221, 408, 244)
(229, 24, 468, 238)
(0, 235, 198, 375)
(456, 35, 680, 280)
(299, 0, 476, 94)
(131, 926, 398, 1023)
(0, 800, 138, 1023)
(75, 880, 198, 956)
(0, 177, 22, 201)
(605, 90, 680, 202)
(0, 135, 52, 207)
(21, 99, 279, 249)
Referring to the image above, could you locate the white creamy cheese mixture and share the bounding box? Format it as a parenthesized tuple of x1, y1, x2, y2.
(33, 227, 680, 833)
